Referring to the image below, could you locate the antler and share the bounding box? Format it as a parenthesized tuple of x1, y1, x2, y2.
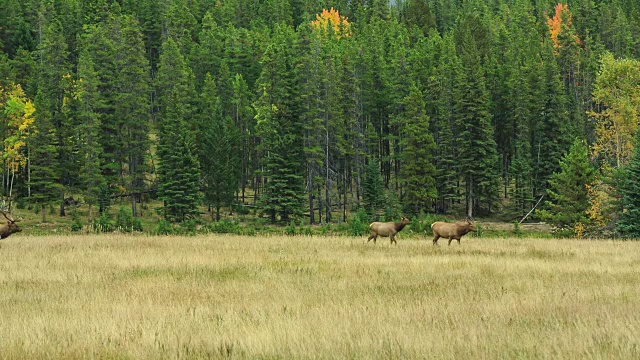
(0, 209, 20, 223)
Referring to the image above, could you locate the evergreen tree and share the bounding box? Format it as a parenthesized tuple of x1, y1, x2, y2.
(454, 18, 500, 218)
(230, 73, 255, 205)
(254, 24, 305, 223)
(616, 131, 640, 238)
(362, 158, 384, 218)
(155, 38, 200, 222)
(31, 16, 69, 220)
(432, 32, 460, 214)
(399, 84, 436, 216)
(532, 40, 571, 198)
(76, 48, 105, 222)
(538, 139, 595, 232)
(115, 15, 152, 216)
(199, 74, 241, 221)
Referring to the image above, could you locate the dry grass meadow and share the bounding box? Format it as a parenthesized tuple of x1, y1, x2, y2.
(1, 233, 640, 359)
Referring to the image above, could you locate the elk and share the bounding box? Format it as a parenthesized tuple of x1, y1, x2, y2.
(431, 220, 475, 245)
(367, 217, 410, 245)
(0, 210, 22, 239)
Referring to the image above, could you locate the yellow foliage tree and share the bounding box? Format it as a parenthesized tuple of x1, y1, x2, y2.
(310, 8, 351, 39)
(587, 52, 640, 232)
(0, 84, 36, 204)
(590, 52, 640, 168)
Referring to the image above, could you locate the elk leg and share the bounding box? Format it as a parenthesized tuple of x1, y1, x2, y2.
(390, 235, 396, 245)
(448, 238, 453, 246)
(432, 235, 440, 245)
(457, 238, 461, 245)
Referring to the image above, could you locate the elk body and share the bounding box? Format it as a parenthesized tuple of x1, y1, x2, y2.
(431, 220, 475, 245)
(0, 210, 22, 239)
(367, 217, 410, 245)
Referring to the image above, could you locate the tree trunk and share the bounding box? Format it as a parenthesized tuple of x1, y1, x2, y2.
(59, 193, 66, 217)
(41, 204, 46, 223)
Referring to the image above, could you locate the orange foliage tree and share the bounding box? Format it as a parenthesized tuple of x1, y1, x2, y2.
(547, 3, 581, 54)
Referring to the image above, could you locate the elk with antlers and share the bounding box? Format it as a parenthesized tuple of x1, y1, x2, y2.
(0, 210, 22, 239)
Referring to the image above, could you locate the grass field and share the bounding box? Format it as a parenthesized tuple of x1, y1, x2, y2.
(1, 234, 640, 359)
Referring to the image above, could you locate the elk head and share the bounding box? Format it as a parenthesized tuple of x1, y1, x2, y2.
(0, 210, 22, 239)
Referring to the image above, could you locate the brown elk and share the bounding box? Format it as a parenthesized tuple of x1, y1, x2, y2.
(431, 220, 475, 245)
(0, 210, 22, 239)
(367, 217, 410, 245)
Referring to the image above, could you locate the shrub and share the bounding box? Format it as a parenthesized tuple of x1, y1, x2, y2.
(204, 218, 243, 234)
(348, 208, 370, 236)
(116, 206, 135, 232)
(71, 210, 83, 232)
(93, 212, 114, 233)
(156, 219, 175, 235)
(285, 220, 298, 236)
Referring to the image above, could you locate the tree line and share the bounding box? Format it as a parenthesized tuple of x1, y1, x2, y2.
(0, 0, 639, 237)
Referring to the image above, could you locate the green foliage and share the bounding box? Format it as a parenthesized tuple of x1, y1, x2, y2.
(156, 38, 201, 222)
(155, 219, 175, 236)
(203, 218, 243, 235)
(363, 159, 384, 219)
(348, 208, 370, 237)
(71, 210, 83, 232)
(93, 212, 114, 233)
(199, 74, 241, 221)
(3, 0, 640, 238)
(616, 131, 640, 238)
(116, 205, 142, 233)
(538, 139, 596, 234)
(399, 84, 437, 216)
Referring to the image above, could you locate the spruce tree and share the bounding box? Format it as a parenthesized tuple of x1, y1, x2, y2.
(362, 158, 384, 219)
(155, 38, 200, 222)
(76, 48, 105, 222)
(199, 74, 241, 221)
(30, 16, 68, 221)
(616, 131, 640, 238)
(115, 15, 151, 216)
(538, 139, 595, 231)
(454, 22, 500, 218)
(254, 24, 305, 223)
(399, 84, 437, 216)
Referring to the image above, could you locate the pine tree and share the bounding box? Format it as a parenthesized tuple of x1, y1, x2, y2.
(399, 84, 436, 216)
(155, 38, 200, 222)
(538, 139, 595, 232)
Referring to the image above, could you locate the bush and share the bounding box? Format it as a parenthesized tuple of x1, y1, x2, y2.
(155, 219, 175, 235)
(348, 208, 370, 237)
(116, 206, 135, 232)
(178, 219, 199, 235)
(204, 218, 243, 234)
(285, 220, 298, 236)
(411, 213, 449, 236)
(71, 210, 83, 232)
(93, 212, 114, 233)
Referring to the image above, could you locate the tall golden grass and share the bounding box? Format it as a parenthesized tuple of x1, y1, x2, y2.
(1, 234, 639, 359)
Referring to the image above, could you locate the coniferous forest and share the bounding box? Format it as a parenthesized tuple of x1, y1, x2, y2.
(0, 0, 639, 236)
